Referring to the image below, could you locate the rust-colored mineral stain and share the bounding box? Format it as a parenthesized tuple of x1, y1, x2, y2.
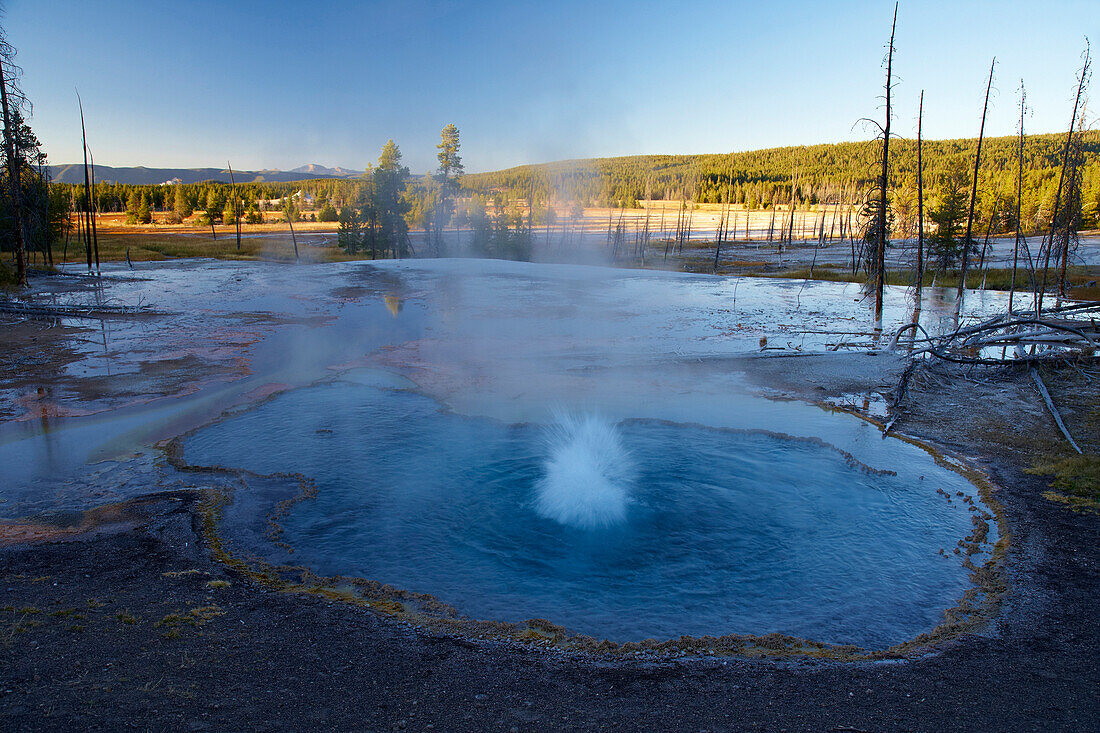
(13, 390, 95, 423)
(0, 503, 146, 546)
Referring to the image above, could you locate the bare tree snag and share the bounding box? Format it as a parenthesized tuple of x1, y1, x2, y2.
(228, 161, 241, 252)
(959, 58, 996, 300)
(875, 2, 897, 321)
(77, 91, 93, 270)
(1039, 42, 1090, 314)
(916, 89, 925, 302)
(89, 150, 99, 270)
(1010, 80, 1026, 314)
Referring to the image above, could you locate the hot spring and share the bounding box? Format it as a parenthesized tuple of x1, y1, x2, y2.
(182, 372, 994, 648)
(3, 259, 1003, 650)
(168, 258, 1000, 650)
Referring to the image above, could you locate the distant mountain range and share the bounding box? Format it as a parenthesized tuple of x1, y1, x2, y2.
(48, 163, 363, 185)
(289, 163, 362, 178)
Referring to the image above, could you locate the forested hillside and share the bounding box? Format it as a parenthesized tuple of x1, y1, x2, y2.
(47, 129, 1100, 247)
(460, 131, 1100, 228)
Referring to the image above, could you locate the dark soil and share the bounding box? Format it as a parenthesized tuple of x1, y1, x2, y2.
(2, 363, 1099, 732)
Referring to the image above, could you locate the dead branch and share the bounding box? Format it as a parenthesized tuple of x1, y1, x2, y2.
(1031, 367, 1082, 453)
(0, 299, 167, 320)
(891, 302, 1099, 367)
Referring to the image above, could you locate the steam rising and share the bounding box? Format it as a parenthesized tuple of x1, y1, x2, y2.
(535, 412, 634, 529)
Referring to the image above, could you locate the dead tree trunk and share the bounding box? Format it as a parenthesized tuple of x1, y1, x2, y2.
(89, 151, 99, 270)
(1058, 132, 1083, 295)
(1057, 77, 1090, 297)
(916, 90, 925, 301)
(605, 204, 614, 250)
(1039, 42, 1090, 314)
(827, 196, 838, 243)
(683, 189, 695, 255)
(785, 169, 796, 255)
(875, 2, 898, 321)
(1009, 81, 1026, 314)
(228, 161, 241, 252)
(958, 58, 996, 299)
(77, 93, 93, 271)
(713, 200, 725, 272)
(286, 207, 299, 261)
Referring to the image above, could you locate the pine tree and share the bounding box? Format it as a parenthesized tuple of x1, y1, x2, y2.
(337, 204, 363, 253)
(373, 140, 410, 258)
(928, 172, 969, 270)
(437, 124, 463, 184)
(206, 190, 221, 222)
(222, 201, 237, 226)
(431, 124, 463, 255)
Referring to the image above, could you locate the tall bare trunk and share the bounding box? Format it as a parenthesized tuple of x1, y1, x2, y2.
(77, 92, 93, 270)
(228, 161, 241, 251)
(916, 90, 925, 301)
(1038, 43, 1090, 314)
(89, 151, 99, 270)
(785, 167, 796, 256)
(1010, 81, 1026, 314)
(959, 58, 996, 298)
(714, 174, 732, 273)
(287, 210, 299, 261)
(875, 3, 897, 321)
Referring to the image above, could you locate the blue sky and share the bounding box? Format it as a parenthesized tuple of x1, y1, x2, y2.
(6, 0, 1095, 173)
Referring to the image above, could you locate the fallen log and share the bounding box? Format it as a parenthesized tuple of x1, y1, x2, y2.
(1031, 367, 1082, 454)
(0, 299, 167, 320)
(892, 302, 1099, 366)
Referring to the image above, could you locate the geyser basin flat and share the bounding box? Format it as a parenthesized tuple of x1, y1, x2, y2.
(183, 376, 993, 649)
(2, 259, 1011, 650)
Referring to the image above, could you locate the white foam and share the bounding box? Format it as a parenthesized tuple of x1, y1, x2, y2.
(534, 412, 634, 529)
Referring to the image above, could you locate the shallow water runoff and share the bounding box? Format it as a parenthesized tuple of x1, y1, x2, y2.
(1, 258, 1006, 649)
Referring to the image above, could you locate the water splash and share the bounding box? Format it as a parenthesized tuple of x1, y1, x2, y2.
(534, 413, 635, 529)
